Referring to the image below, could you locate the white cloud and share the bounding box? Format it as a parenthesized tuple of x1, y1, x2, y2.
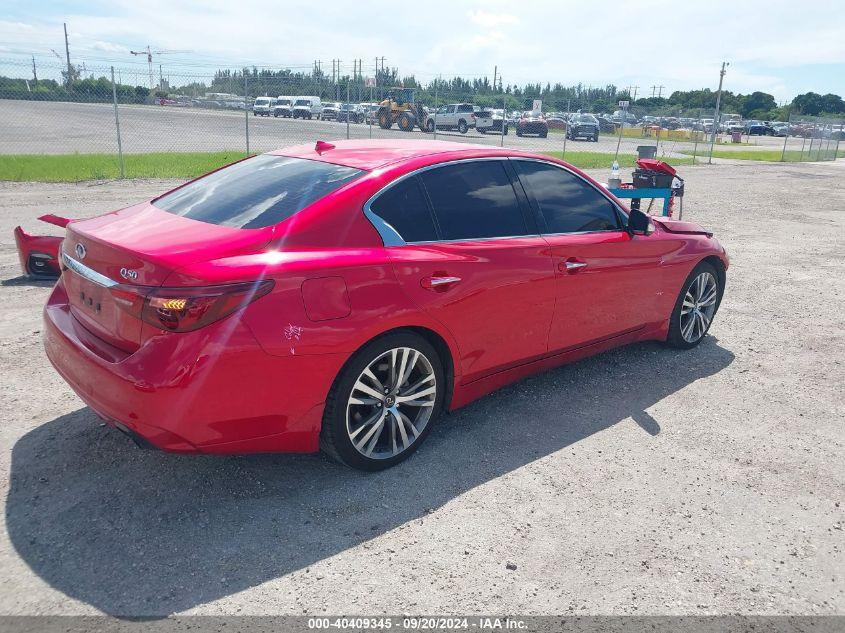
(466, 10, 519, 29)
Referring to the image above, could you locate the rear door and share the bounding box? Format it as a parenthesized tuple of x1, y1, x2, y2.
(511, 159, 671, 353)
(370, 159, 556, 383)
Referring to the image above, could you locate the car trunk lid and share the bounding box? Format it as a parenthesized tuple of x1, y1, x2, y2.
(62, 201, 273, 352)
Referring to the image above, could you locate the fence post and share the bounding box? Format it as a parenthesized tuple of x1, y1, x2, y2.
(110, 67, 125, 179)
(499, 79, 506, 148)
(433, 78, 438, 140)
(244, 73, 250, 155)
(780, 118, 789, 162)
(346, 80, 351, 140)
(561, 98, 570, 160)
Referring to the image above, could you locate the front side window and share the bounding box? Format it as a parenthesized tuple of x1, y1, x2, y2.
(513, 161, 621, 234)
(154, 155, 362, 229)
(419, 161, 528, 241)
(368, 176, 438, 243)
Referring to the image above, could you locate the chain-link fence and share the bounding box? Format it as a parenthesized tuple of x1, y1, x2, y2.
(1, 57, 841, 180)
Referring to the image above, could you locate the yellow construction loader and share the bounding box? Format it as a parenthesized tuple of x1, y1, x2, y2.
(376, 88, 433, 132)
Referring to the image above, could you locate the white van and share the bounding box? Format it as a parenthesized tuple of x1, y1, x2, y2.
(292, 96, 322, 119)
(252, 96, 275, 117)
(274, 96, 293, 118)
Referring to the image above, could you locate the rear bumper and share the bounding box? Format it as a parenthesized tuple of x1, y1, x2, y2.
(14, 226, 62, 278)
(43, 279, 346, 454)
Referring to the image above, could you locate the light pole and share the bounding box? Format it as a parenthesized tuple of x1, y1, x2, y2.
(708, 61, 729, 165)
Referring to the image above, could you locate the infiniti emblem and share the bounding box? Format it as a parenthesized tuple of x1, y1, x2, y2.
(75, 243, 86, 259)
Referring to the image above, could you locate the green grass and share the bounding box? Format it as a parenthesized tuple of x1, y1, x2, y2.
(543, 152, 695, 169)
(680, 148, 845, 162)
(0, 152, 249, 182)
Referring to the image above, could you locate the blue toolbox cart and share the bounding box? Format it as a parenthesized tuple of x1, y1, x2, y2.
(606, 186, 678, 217)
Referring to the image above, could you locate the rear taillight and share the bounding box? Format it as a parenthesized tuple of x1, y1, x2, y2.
(110, 280, 273, 333)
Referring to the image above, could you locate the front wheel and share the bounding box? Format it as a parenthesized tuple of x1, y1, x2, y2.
(458, 120, 468, 134)
(425, 119, 435, 133)
(320, 332, 445, 471)
(666, 261, 722, 349)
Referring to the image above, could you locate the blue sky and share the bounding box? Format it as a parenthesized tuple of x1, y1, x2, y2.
(2, 0, 844, 102)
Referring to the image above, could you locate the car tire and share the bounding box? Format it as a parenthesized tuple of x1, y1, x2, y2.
(540, 130, 548, 138)
(320, 331, 445, 471)
(425, 119, 435, 133)
(458, 120, 468, 134)
(516, 129, 522, 137)
(665, 261, 723, 349)
(593, 134, 599, 142)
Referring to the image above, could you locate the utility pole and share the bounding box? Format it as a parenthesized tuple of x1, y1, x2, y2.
(159, 64, 164, 91)
(63, 22, 72, 89)
(650, 84, 658, 98)
(656, 85, 665, 98)
(708, 61, 729, 165)
(31, 55, 37, 85)
(493, 65, 497, 93)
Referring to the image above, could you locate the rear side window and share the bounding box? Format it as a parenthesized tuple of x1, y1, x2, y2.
(369, 176, 438, 243)
(154, 155, 362, 229)
(420, 161, 528, 241)
(514, 161, 620, 234)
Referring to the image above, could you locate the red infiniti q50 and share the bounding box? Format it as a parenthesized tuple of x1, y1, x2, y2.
(44, 140, 728, 470)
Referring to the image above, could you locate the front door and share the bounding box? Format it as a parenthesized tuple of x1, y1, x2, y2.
(511, 158, 668, 352)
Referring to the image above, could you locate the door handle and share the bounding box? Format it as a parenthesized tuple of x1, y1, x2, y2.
(421, 275, 461, 291)
(558, 260, 587, 273)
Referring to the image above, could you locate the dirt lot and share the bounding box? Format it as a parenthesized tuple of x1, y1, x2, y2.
(0, 161, 842, 617)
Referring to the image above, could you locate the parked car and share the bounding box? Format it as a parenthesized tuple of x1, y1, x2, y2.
(274, 97, 293, 118)
(42, 140, 728, 470)
(431, 103, 476, 134)
(722, 119, 744, 134)
(566, 113, 600, 141)
(596, 116, 618, 133)
(292, 96, 322, 119)
(252, 97, 275, 117)
(362, 103, 381, 125)
(744, 120, 775, 136)
(474, 109, 508, 134)
(322, 102, 340, 121)
(336, 103, 363, 123)
(516, 112, 548, 137)
(771, 122, 790, 137)
(545, 115, 568, 130)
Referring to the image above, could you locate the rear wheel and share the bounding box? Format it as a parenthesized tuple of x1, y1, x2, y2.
(458, 120, 468, 134)
(378, 109, 393, 129)
(425, 119, 435, 133)
(321, 332, 445, 471)
(666, 261, 722, 349)
(540, 130, 548, 138)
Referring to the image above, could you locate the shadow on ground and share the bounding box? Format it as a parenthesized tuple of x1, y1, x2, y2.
(1, 275, 57, 288)
(6, 338, 733, 616)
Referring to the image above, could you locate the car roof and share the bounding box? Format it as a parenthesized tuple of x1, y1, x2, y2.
(271, 139, 511, 170)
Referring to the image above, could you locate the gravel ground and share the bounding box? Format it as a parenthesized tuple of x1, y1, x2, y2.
(0, 161, 842, 617)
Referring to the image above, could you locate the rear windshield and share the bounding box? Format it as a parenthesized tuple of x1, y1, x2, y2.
(153, 155, 363, 229)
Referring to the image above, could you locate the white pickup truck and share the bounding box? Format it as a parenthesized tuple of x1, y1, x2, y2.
(432, 103, 476, 134)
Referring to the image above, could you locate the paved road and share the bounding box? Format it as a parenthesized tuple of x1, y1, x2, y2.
(0, 161, 842, 616)
(0, 100, 811, 158)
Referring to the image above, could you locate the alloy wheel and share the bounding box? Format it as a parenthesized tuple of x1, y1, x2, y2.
(346, 347, 437, 460)
(680, 271, 718, 343)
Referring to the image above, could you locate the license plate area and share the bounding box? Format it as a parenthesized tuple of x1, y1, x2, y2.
(64, 268, 142, 351)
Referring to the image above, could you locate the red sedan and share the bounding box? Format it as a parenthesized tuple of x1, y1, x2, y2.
(43, 140, 728, 470)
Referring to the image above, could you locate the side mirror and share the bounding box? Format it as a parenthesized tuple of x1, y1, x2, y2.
(627, 208, 654, 236)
